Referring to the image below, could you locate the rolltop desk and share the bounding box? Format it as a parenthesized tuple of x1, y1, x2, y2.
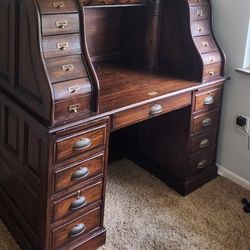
(0, 0, 227, 249)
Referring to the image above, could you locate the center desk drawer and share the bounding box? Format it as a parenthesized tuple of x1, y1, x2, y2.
(54, 125, 107, 163)
(112, 93, 191, 130)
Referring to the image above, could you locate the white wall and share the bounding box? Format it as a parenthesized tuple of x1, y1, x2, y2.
(211, 0, 250, 184)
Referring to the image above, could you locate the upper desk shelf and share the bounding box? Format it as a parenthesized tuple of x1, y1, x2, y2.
(0, 0, 226, 127)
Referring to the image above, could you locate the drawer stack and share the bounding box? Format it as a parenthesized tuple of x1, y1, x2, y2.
(50, 117, 109, 249)
(37, 0, 92, 122)
(188, 0, 223, 82)
(188, 83, 222, 181)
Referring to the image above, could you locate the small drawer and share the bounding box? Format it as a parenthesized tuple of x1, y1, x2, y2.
(194, 86, 222, 112)
(112, 92, 191, 130)
(191, 20, 211, 37)
(52, 181, 102, 222)
(193, 35, 218, 54)
(52, 206, 101, 249)
(54, 153, 105, 193)
(43, 34, 81, 59)
(188, 0, 208, 6)
(37, 0, 78, 14)
(53, 78, 91, 101)
(201, 51, 222, 65)
(46, 55, 87, 83)
(192, 109, 220, 133)
(54, 95, 91, 120)
(190, 131, 217, 154)
(190, 6, 210, 21)
(41, 14, 79, 36)
(188, 148, 215, 176)
(54, 124, 107, 162)
(203, 63, 222, 80)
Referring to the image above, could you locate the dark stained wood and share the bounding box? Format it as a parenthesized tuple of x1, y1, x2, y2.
(41, 13, 80, 36)
(54, 152, 105, 193)
(0, 0, 227, 249)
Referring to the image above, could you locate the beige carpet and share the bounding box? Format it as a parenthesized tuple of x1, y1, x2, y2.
(1, 159, 250, 250)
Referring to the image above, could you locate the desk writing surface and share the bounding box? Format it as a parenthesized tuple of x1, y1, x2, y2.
(96, 63, 198, 113)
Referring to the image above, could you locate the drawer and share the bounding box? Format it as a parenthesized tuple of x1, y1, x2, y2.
(43, 34, 81, 59)
(41, 14, 79, 36)
(54, 153, 105, 193)
(46, 55, 87, 83)
(54, 95, 91, 120)
(112, 92, 191, 130)
(52, 206, 101, 249)
(188, 148, 215, 176)
(190, 6, 210, 21)
(203, 63, 222, 80)
(116, 0, 146, 3)
(193, 35, 218, 54)
(53, 181, 102, 222)
(53, 78, 91, 101)
(88, 0, 116, 4)
(194, 86, 222, 112)
(201, 51, 222, 65)
(190, 131, 217, 154)
(37, 0, 78, 14)
(191, 20, 211, 37)
(192, 109, 220, 133)
(188, 0, 208, 6)
(54, 124, 107, 162)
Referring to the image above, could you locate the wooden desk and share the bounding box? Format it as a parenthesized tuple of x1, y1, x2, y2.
(0, 0, 226, 249)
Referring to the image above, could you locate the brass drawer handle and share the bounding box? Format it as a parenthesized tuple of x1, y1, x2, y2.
(73, 138, 91, 151)
(69, 190, 87, 211)
(202, 117, 212, 127)
(197, 10, 203, 17)
(199, 138, 210, 148)
(197, 25, 203, 32)
(62, 64, 73, 72)
(202, 41, 209, 48)
(69, 223, 86, 238)
(209, 70, 215, 77)
(150, 104, 163, 115)
(71, 167, 89, 181)
(68, 85, 80, 94)
(69, 104, 80, 113)
(197, 159, 208, 169)
(204, 93, 214, 105)
(208, 56, 215, 63)
(52, 1, 64, 8)
(57, 42, 69, 51)
(55, 21, 68, 29)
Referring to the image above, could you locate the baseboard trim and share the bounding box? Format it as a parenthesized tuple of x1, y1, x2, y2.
(217, 164, 250, 190)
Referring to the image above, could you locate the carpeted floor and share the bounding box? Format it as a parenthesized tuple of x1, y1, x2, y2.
(1, 159, 250, 250)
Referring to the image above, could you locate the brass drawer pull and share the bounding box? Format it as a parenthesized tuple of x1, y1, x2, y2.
(68, 85, 80, 94)
(73, 138, 91, 151)
(52, 1, 64, 8)
(204, 93, 214, 105)
(150, 104, 163, 115)
(208, 56, 215, 63)
(69, 223, 86, 238)
(69, 104, 80, 113)
(197, 159, 208, 169)
(199, 139, 210, 148)
(197, 10, 203, 17)
(69, 190, 87, 211)
(197, 25, 203, 32)
(62, 64, 73, 72)
(71, 167, 89, 181)
(209, 70, 215, 77)
(57, 42, 69, 51)
(55, 21, 68, 29)
(202, 41, 209, 48)
(202, 117, 212, 127)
